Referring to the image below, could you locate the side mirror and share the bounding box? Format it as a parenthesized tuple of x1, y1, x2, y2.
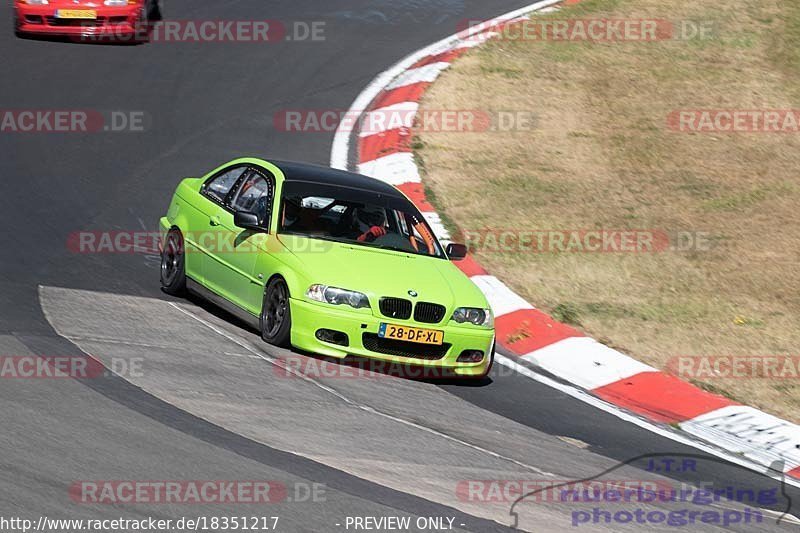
(234, 210, 263, 231)
(446, 243, 468, 260)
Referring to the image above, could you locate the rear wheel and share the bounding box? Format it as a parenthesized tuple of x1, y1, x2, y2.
(160, 229, 186, 295)
(260, 278, 291, 347)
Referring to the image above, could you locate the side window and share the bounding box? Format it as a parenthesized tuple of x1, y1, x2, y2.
(203, 167, 246, 204)
(231, 169, 274, 226)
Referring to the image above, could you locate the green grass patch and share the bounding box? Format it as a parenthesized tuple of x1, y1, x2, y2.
(703, 187, 771, 211)
(552, 302, 582, 326)
(479, 65, 523, 78)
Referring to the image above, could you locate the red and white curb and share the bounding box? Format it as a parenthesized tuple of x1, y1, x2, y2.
(330, 0, 800, 481)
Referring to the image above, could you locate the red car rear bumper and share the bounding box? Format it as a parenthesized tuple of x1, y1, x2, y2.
(15, 4, 144, 38)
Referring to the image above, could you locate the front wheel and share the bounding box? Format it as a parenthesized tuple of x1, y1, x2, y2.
(132, 1, 153, 42)
(150, 0, 163, 21)
(160, 229, 186, 295)
(13, 11, 23, 38)
(260, 278, 291, 347)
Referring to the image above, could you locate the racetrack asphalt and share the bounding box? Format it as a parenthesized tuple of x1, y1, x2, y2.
(1, 1, 798, 531)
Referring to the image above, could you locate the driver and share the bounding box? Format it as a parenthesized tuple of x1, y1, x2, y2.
(354, 205, 388, 242)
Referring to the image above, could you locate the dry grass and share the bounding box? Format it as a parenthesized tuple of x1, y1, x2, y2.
(416, 0, 800, 421)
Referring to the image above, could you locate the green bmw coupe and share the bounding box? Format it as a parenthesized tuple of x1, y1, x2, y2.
(159, 158, 495, 378)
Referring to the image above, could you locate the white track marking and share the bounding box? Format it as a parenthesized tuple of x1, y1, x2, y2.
(223, 351, 263, 360)
(680, 406, 800, 474)
(384, 62, 452, 90)
(419, 211, 451, 242)
(470, 275, 535, 317)
(359, 102, 419, 137)
(357, 152, 421, 184)
(521, 337, 655, 390)
(169, 302, 555, 477)
(451, 32, 500, 50)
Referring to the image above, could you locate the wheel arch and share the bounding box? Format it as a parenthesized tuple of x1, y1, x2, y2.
(260, 268, 306, 312)
(266, 269, 302, 298)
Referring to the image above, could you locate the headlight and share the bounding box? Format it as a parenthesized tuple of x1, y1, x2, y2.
(104, 0, 136, 5)
(452, 307, 493, 327)
(306, 284, 370, 309)
(23, 0, 49, 4)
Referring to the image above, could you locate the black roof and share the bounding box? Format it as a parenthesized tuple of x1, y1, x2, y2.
(269, 159, 402, 196)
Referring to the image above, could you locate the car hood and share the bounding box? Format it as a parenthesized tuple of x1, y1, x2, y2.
(276, 234, 488, 312)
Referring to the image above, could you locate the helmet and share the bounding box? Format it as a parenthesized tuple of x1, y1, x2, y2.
(355, 205, 387, 231)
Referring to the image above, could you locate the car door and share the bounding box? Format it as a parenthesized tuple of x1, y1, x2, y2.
(205, 167, 276, 315)
(189, 165, 248, 286)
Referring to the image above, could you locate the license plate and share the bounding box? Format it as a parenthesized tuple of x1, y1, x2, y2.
(379, 323, 444, 345)
(56, 9, 97, 19)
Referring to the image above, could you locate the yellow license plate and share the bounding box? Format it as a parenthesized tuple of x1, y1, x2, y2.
(56, 9, 97, 19)
(379, 323, 444, 345)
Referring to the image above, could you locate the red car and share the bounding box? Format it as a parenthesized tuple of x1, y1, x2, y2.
(14, 0, 161, 39)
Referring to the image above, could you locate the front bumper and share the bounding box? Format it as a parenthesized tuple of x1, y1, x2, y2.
(290, 298, 494, 378)
(15, 4, 143, 38)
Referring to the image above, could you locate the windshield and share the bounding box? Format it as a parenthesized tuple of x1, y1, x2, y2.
(278, 181, 445, 258)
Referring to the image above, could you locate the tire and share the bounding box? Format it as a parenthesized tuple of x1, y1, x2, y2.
(151, 0, 163, 21)
(131, 2, 151, 43)
(160, 229, 186, 296)
(14, 12, 23, 38)
(260, 277, 292, 347)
